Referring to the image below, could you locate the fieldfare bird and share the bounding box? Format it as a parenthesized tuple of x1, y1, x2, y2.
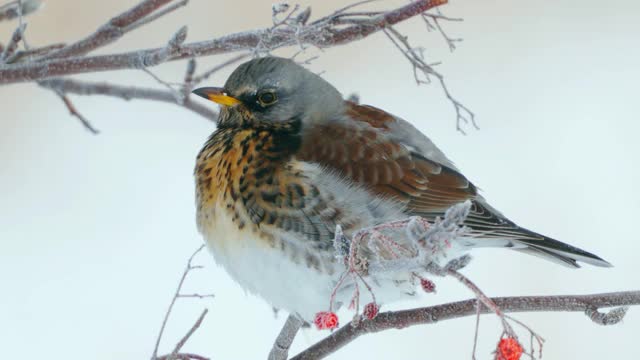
(192, 56, 610, 321)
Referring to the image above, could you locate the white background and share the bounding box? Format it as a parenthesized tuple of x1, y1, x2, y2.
(1, 0, 639, 358)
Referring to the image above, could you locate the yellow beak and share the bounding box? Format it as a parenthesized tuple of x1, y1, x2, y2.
(192, 87, 241, 106)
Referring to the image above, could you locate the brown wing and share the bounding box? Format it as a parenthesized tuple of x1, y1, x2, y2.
(297, 101, 478, 217)
(297, 102, 612, 268)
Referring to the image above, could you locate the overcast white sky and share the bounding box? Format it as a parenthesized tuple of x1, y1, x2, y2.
(1, 0, 639, 359)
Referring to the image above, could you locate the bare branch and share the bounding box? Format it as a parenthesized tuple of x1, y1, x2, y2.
(54, 92, 100, 134)
(151, 245, 209, 360)
(268, 314, 303, 360)
(1, 23, 26, 61)
(291, 290, 640, 360)
(39, 78, 218, 120)
(0, 0, 41, 22)
(0, 0, 448, 84)
(124, 0, 189, 34)
(5, 43, 65, 64)
(169, 309, 208, 358)
(190, 54, 249, 86)
(421, 8, 463, 51)
(39, 0, 182, 60)
(383, 25, 478, 134)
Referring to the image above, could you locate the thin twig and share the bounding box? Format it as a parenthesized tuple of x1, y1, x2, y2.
(151, 245, 207, 360)
(177, 293, 215, 299)
(39, 78, 218, 120)
(448, 268, 515, 336)
(190, 54, 250, 86)
(124, 0, 189, 33)
(39, 0, 179, 60)
(1, 23, 26, 61)
(291, 290, 640, 360)
(0, 0, 40, 22)
(55, 91, 100, 134)
(169, 308, 208, 358)
(4, 43, 66, 63)
(421, 8, 463, 51)
(383, 24, 478, 134)
(471, 300, 481, 360)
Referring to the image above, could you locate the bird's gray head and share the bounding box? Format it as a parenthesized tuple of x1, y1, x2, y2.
(192, 57, 344, 129)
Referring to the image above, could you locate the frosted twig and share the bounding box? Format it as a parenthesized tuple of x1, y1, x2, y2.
(268, 314, 303, 360)
(503, 314, 545, 358)
(190, 53, 250, 86)
(471, 300, 481, 360)
(142, 68, 183, 103)
(151, 245, 211, 360)
(421, 8, 463, 51)
(383, 24, 478, 134)
(0, 0, 41, 22)
(38, 78, 218, 120)
(164, 309, 208, 359)
(585, 306, 629, 325)
(1, 22, 25, 61)
(447, 268, 516, 337)
(291, 290, 640, 360)
(39, 0, 181, 60)
(124, 0, 189, 33)
(0, 0, 449, 84)
(54, 91, 100, 134)
(5, 43, 65, 63)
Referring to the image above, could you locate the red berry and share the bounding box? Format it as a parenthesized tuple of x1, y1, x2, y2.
(420, 278, 436, 293)
(314, 311, 339, 330)
(496, 337, 523, 360)
(363, 302, 379, 319)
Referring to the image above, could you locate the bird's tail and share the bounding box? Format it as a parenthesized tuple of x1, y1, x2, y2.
(461, 224, 612, 268)
(509, 227, 612, 268)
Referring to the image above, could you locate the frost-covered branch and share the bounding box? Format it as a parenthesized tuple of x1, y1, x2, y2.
(277, 201, 639, 359)
(152, 245, 214, 360)
(0, 0, 448, 84)
(0, 0, 476, 133)
(268, 314, 304, 360)
(39, 77, 218, 120)
(0, 0, 41, 23)
(383, 24, 478, 134)
(291, 290, 640, 360)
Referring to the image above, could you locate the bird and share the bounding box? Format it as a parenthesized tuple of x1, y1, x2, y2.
(192, 56, 610, 321)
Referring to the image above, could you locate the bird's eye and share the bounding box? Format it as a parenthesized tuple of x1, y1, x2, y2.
(257, 90, 277, 106)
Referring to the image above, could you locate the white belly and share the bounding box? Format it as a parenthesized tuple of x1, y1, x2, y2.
(203, 209, 339, 320)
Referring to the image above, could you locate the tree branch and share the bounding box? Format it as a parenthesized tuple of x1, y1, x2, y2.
(268, 314, 304, 360)
(151, 245, 213, 360)
(39, 78, 218, 120)
(0, 0, 41, 23)
(39, 0, 180, 60)
(0, 0, 448, 84)
(291, 290, 640, 360)
(54, 91, 100, 134)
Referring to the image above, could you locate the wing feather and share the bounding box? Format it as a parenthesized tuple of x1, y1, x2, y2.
(296, 101, 610, 267)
